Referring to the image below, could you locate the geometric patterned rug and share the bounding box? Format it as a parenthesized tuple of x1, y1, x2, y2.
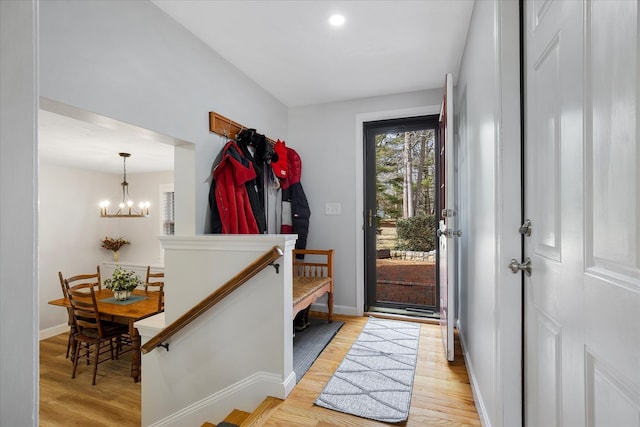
(314, 317, 421, 422)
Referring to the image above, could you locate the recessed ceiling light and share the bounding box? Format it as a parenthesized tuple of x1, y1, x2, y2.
(329, 14, 345, 27)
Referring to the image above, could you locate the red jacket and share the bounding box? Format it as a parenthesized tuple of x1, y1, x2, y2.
(212, 141, 259, 234)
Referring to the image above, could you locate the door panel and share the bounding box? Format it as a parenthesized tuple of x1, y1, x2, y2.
(532, 311, 562, 427)
(439, 73, 455, 362)
(584, 1, 640, 424)
(586, 346, 639, 427)
(588, 0, 639, 279)
(525, 1, 586, 425)
(531, 35, 561, 261)
(525, 1, 640, 426)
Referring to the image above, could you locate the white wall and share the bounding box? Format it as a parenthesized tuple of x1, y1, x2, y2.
(39, 0, 288, 235)
(457, 3, 498, 422)
(0, 1, 38, 425)
(36, 0, 287, 334)
(455, 1, 522, 427)
(288, 89, 442, 315)
(137, 235, 297, 426)
(38, 163, 173, 335)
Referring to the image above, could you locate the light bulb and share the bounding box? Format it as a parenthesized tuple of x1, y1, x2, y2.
(99, 200, 110, 215)
(329, 14, 345, 26)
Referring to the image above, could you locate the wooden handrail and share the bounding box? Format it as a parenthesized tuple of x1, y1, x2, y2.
(141, 245, 284, 354)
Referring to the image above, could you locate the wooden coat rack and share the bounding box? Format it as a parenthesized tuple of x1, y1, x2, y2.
(209, 111, 276, 145)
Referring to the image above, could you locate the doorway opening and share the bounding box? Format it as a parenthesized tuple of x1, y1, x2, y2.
(364, 115, 440, 317)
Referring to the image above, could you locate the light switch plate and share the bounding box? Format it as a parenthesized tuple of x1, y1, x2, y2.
(325, 202, 342, 215)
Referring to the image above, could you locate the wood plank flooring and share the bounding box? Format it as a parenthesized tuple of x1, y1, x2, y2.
(39, 334, 140, 427)
(39, 315, 479, 426)
(265, 315, 480, 426)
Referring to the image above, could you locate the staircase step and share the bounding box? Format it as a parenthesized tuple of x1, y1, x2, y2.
(202, 395, 284, 427)
(241, 396, 283, 427)
(224, 409, 251, 425)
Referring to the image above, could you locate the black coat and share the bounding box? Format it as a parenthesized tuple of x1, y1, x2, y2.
(280, 147, 310, 258)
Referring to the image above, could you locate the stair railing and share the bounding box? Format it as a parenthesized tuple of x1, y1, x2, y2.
(141, 245, 284, 354)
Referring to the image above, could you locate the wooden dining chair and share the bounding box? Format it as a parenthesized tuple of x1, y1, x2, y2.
(58, 266, 102, 359)
(145, 266, 165, 312)
(57, 272, 75, 359)
(64, 279, 129, 385)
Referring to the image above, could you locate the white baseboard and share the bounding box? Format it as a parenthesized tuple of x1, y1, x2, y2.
(457, 320, 492, 427)
(149, 371, 294, 427)
(311, 302, 358, 317)
(39, 323, 68, 341)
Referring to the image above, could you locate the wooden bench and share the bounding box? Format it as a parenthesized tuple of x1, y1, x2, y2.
(292, 249, 334, 323)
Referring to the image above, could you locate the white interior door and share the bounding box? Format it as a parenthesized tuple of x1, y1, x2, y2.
(524, 1, 640, 426)
(438, 73, 456, 362)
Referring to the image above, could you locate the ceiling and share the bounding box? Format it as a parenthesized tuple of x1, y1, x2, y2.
(39, 0, 474, 174)
(151, 0, 475, 107)
(39, 106, 176, 174)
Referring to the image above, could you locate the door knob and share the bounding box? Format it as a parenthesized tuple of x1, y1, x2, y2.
(508, 258, 532, 276)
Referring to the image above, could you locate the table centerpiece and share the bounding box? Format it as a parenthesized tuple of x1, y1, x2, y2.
(104, 266, 141, 301)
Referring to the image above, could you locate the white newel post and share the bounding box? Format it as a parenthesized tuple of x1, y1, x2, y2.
(136, 235, 297, 427)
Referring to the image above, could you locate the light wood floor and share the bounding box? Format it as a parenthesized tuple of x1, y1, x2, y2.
(266, 315, 480, 426)
(40, 315, 479, 426)
(40, 335, 141, 426)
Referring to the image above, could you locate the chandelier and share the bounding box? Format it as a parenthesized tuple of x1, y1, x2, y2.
(99, 153, 150, 218)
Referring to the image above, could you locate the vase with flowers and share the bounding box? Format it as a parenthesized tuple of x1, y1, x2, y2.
(101, 236, 130, 262)
(104, 266, 141, 301)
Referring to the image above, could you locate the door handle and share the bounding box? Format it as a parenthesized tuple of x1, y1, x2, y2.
(509, 258, 532, 276)
(437, 229, 462, 238)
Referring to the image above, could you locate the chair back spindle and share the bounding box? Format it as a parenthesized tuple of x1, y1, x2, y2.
(145, 266, 165, 312)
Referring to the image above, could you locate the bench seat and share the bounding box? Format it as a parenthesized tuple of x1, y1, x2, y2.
(292, 249, 334, 323)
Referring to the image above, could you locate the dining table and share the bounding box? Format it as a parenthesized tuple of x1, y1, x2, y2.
(48, 288, 162, 383)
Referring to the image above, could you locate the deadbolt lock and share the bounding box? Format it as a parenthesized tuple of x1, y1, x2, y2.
(519, 219, 532, 236)
(441, 208, 456, 218)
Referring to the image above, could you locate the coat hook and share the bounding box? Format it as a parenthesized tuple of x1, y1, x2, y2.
(223, 117, 232, 138)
